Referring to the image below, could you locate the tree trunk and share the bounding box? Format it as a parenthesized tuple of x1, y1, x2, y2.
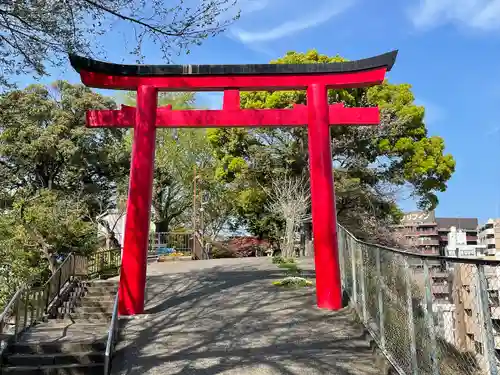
(44, 248, 58, 275)
(105, 233, 121, 250)
(155, 220, 170, 233)
(285, 218, 295, 258)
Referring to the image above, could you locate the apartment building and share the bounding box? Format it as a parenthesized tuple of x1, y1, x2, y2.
(478, 219, 500, 254)
(452, 262, 500, 369)
(394, 211, 478, 256)
(437, 217, 478, 251)
(396, 214, 479, 307)
(446, 226, 486, 258)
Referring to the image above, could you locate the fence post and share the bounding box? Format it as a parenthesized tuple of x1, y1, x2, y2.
(375, 247, 385, 350)
(351, 237, 358, 305)
(57, 268, 62, 297)
(423, 260, 439, 375)
(14, 293, 21, 339)
(359, 243, 368, 324)
(338, 228, 346, 287)
(404, 257, 418, 375)
(23, 291, 29, 330)
(477, 264, 498, 375)
(45, 283, 51, 313)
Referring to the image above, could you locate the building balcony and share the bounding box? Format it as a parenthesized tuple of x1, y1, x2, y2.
(432, 284, 450, 295)
(431, 271, 449, 278)
(494, 336, 500, 350)
(417, 239, 440, 246)
(481, 228, 495, 236)
(403, 230, 439, 236)
(417, 230, 439, 236)
(490, 306, 500, 320)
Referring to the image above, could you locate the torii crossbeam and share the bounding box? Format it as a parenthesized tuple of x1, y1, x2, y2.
(70, 50, 398, 316)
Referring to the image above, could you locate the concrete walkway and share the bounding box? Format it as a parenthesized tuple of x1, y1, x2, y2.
(111, 257, 382, 375)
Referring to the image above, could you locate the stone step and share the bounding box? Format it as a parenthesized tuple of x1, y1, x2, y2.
(86, 280, 118, 286)
(7, 340, 106, 355)
(4, 352, 104, 366)
(83, 287, 117, 295)
(73, 306, 113, 314)
(68, 312, 112, 320)
(2, 362, 104, 374)
(35, 320, 111, 329)
(49, 317, 112, 324)
(73, 300, 114, 308)
(79, 295, 116, 303)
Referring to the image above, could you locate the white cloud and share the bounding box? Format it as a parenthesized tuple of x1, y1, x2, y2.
(409, 0, 500, 30)
(230, 1, 355, 44)
(217, 0, 270, 23)
(237, 0, 270, 14)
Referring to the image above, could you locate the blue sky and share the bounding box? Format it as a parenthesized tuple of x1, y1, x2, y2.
(14, 0, 500, 223)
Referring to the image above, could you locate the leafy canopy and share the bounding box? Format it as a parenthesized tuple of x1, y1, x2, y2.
(208, 50, 455, 239)
(0, 80, 129, 215)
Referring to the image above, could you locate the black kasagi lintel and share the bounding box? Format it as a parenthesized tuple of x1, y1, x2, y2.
(69, 51, 398, 77)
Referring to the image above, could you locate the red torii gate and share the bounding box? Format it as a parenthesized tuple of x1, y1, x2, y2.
(69, 51, 398, 316)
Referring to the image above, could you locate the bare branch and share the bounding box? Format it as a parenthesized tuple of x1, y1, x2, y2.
(265, 173, 310, 258)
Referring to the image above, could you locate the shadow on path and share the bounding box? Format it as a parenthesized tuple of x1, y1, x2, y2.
(112, 258, 378, 375)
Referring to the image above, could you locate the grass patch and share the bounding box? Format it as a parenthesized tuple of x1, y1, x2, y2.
(272, 276, 313, 288)
(272, 256, 295, 264)
(273, 257, 312, 287)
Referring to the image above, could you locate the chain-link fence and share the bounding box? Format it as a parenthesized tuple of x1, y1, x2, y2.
(338, 224, 500, 375)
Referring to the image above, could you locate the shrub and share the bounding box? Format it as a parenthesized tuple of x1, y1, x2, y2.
(210, 245, 237, 259)
(272, 256, 284, 264)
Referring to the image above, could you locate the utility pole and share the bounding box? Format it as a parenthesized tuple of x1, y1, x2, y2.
(192, 164, 197, 234)
(192, 165, 198, 259)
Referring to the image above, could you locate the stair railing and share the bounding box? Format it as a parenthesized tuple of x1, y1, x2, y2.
(104, 289, 120, 375)
(104, 251, 122, 375)
(0, 249, 121, 354)
(0, 253, 82, 351)
(87, 248, 121, 279)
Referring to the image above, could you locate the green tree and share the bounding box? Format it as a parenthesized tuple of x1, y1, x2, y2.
(0, 190, 97, 309)
(0, 81, 128, 303)
(208, 50, 455, 241)
(122, 92, 215, 232)
(0, 80, 129, 216)
(0, 1, 239, 87)
(0, 213, 43, 308)
(13, 190, 96, 273)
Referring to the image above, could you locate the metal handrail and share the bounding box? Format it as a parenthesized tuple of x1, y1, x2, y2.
(0, 289, 23, 329)
(104, 290, 120, 375)
(44, 253, 77, 309)
(87, 248, 121, 279)
(0, 252, 80, 357)
(1, 249, 122, 355)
